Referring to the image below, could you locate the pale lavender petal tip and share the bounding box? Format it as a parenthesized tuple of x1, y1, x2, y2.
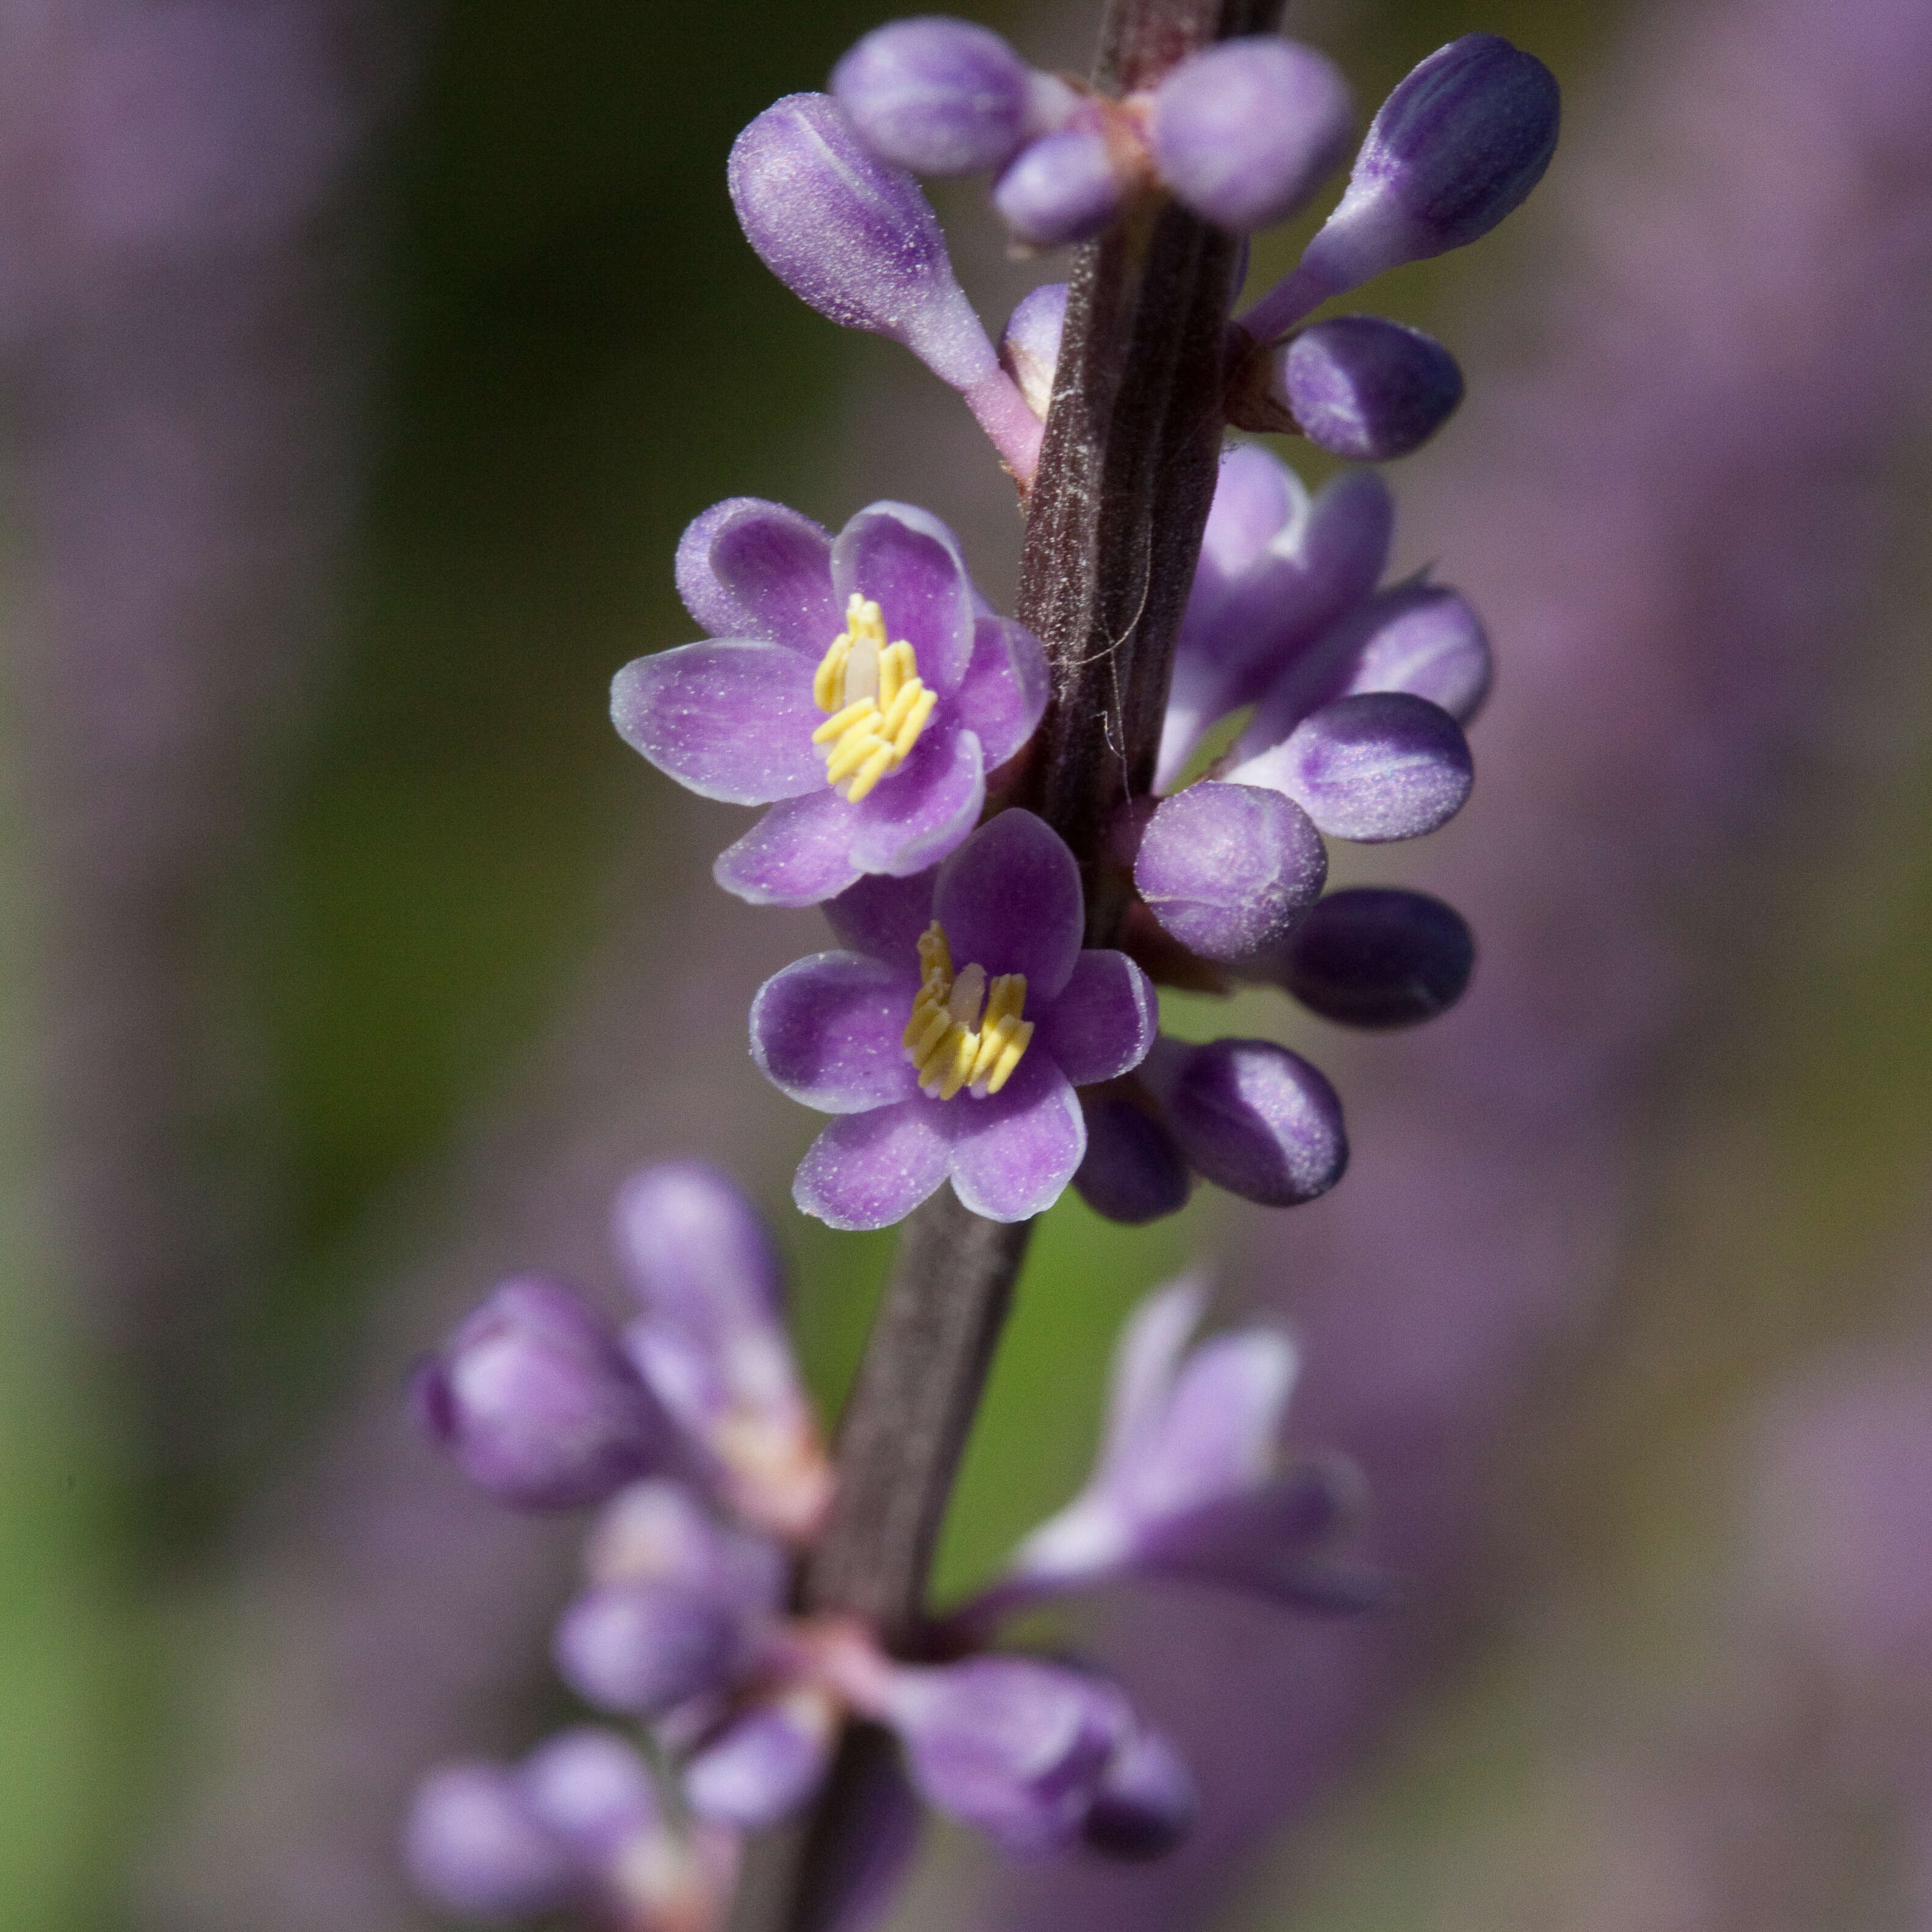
(1151, 37, 1353, 232)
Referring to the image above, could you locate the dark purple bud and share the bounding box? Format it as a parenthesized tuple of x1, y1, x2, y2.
(1141, 1036, 1347, 1208)
(1150, 37, 1351, 232)
(402, 1763, 581, 1919)
(553, 1579, 746, 1719)
(410, 1279, 668, 1511)
(1000, 281, 1068, 420)
(1073, 1093, 1192, 1226)
(1229, 691, 1473, 843)
(993, 127, 1127, 248)
(1305, 34, 1560, 290)
(519, 1728, 662, 1863)
(1133, 781, 1326, 964)
(683, 1688, 840, 1828)
(885, 1658, 1131, 1856)
(833, 19, 1073, 176)
(1081, 1728, 1197, 1860)
(1273, 316, 1464, 460)
(1265, 887, 1475, 1029)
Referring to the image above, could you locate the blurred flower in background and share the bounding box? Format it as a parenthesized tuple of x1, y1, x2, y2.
(3, 1, 1932, 1930)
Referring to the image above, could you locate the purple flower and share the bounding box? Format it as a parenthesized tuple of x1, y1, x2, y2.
(831, 18, 1075, 176)
(1267, 315, 1465, 460)
(403, 1762, 585, 1919)
(612, 1161, 831, 1537)
(1239, 33, 1560, 342)
(992, 122, 1129, 249)
(584, 1477, 787, 1620)
(1148, 37, 1352, 233)
(881, 1656, 1132, 1856)
(1130, 780, 1327, 962)
(1156, 446, 1392, 792)
(751, 810, 1157, 1228)
(553, 1578, 751, 1720)
(409, 1278, 672, 1511)
(728, 93, 1043, 475)
(981, 1279, 1377, 1615)
(683, 1686, 843, 1830)
(612, 498, 1047, 907)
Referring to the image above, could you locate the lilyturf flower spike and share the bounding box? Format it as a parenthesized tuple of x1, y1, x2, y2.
(751, 811, 1157, 1228)
(612, 497, 1046, 907)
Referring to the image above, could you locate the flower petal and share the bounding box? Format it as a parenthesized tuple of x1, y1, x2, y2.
(823, 868, 938, 964)
(713, 792, 862, 907)
(952, 615, 1048, 769)
(946, 1051, 1084, 1223)
(846, 723, 985, 878)
(793, 1102, 951, 1230)
(1122, 1328, 1297, 1523)
(932, 809, 1084, 998)
(612, 641, 824, 804)
(750, 952, 921, 1113)
(1037, 951, 1157, 1086)
(675, 498, 839, 656)
(832, 503, 976, 690)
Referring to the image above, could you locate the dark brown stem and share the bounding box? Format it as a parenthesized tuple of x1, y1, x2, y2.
(739, 4, 1283, 1926)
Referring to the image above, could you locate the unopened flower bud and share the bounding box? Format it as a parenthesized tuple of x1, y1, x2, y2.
(683, 1687, 840, 1829)
(1333, 582, 1490, 721)
(403, 1764, 581, 1919)
(1260, 886, 1475, 1028)
(1133, 781, 1326, 962)
(1229, 690, 1472, 843)
(832, 18, 1073, 176)
(1269, 315, 1464, 459)
(553, 1579, 747, 1719)
(993, 125, 1126, 248)
(410, 1279, 669, 1511)
(885, 1658, 1130, 1855)
(520, 1728, 662, 1863)
(1000, 281, 1067, 420)
(584, 1478, 785, 1615)
(1150, 37, 1351, 232)
(1073, 1093, 1192, 1226)
(731, 93, 1042, 476)
(1082, 1728, 1197, 1860)
(1140, 1036, 1347, 1207)
(1239, 34, 1559, 340)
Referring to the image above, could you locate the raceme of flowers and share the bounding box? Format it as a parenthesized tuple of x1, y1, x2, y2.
(406, 10, 1559, 1928)
(405, 1166, 1381, 1928)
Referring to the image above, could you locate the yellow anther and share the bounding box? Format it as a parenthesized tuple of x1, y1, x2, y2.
(812, 698, 875, 745)
(846, 743, 897, 804)
(809, 601, 936, 798)
(903, 921, 1032, 1100)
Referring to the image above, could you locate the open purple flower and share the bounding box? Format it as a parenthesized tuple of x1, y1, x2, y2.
(751, 810, 1157, 1228)
(613, 498, 1047, 907)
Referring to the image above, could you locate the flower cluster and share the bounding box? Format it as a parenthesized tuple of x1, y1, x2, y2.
(724, 27, 1555, 485)
(404, 1168, 1378, 1927)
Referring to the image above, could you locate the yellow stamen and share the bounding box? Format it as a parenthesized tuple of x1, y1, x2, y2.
(903, 921, 1032, 1101)
(809, 599, 936, 798)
